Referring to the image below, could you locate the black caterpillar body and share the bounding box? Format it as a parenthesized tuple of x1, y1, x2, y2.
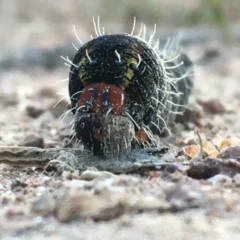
(68, 29, 193, 156)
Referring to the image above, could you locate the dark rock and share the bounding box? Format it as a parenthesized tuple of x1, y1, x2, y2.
(197, 98, 225, 114)
(37, 87, 56, 98)
(49, 100, 70, 119)
(20, 134, 44, 148)
(217, 146, 240, 159)
(31, 193, 55, 216)
(188, 158, 240, 179)
(175, 104, 202, 127)
(11, 179, 27, 191)
(165, 180, 206, 208)
(26, 105, 45, 118)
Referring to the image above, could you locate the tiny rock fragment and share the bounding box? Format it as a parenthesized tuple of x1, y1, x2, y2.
(198, 98, 225, 114)
(149, 171, 162, 180)
(175, 104, 202, 127)
(80, 170, 116, 181)
(11, 179, 27, 191)
(55, 191, 119, 222)
(37, 86, 55, 98)
(49, 100, 71, 119)
(219, 159, 240, 177)
(208, 174, 232, 187)
(188, 158, 240, 179)
(200, 47, 220, 62)
(63, 179, 91, 189)
(163, 165, 188, 182)
(187, 158, 220, 179)
(232, 173, 240, 187)
(19, 134, 44, 148)
(217, 146, 240, 159)
(26, 105, 45, 118)
(2, 95, 18, 106)
(165, 181, 206, 209)
(31, 193, 55, 217)
(6, 206, 27, 218)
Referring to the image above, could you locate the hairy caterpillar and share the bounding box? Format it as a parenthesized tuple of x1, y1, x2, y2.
(64, 18, 194, 157)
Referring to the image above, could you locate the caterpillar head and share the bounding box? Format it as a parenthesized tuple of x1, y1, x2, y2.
(66, 21, 193, 156)
(68, 34, 163, 156)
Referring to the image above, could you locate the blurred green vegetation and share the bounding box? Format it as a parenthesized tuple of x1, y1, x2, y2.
(98, 0, 237, 39)
(2, 0, 239, 51)
(131, 0, 236, 40)
(185, 0, 232, 40)
(86, 0, 238, 23)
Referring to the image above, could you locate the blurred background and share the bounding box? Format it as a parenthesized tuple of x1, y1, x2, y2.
(1, 0, 240, 69)
(1, 0, 240, 147)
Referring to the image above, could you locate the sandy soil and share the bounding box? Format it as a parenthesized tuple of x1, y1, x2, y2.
(1, 1, 240, 240)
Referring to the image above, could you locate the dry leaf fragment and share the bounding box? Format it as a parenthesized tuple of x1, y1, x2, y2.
(183, 145, 200, 159)
(201, 141, 219, 158)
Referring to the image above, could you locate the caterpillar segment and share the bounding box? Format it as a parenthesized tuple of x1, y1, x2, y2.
(68, 29, 194, 157)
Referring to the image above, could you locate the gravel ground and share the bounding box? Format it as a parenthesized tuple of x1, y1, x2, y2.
(1, 1, 240, 239)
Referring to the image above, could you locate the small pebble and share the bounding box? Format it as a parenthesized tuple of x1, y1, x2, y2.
(208, 174, 232, 187)
(198, 98, 225, 114)
(26, 105, 45, 118)
(19, 134, 44, 148)
(80, 170, 116, 181)
(233, 173, 240, 187)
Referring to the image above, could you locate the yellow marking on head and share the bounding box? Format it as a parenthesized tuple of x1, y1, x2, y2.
(78, 57, 89, 86)
(79, 69, 89, 85)
(120, 57, 138, 89)
(79, 57, 88, 66)
(120, 78, 130, 89)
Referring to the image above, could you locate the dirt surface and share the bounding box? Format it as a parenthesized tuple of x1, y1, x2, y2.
(1, 1, 240, 240)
